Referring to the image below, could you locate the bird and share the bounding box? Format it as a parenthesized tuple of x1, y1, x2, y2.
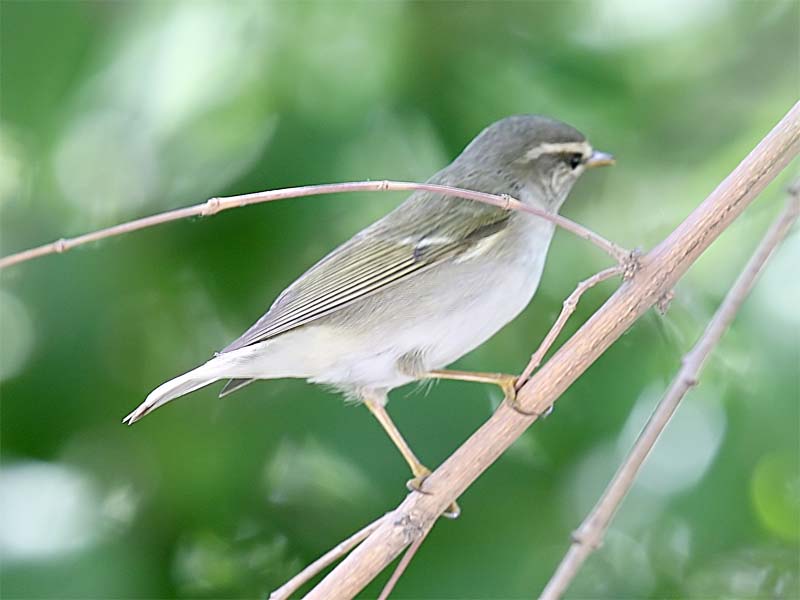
(123, 115, 614, 518)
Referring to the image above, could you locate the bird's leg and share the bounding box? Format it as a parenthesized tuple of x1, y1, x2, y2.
(363, 394, 460, 519)
(424, 369, 540, 416)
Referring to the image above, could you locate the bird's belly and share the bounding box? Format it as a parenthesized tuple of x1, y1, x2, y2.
(415, 262, 541, 369)
(309, 257, 545, 391)
(231, 232, 550, 393)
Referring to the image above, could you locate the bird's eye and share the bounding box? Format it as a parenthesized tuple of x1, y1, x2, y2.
(566, 153, 583, 169)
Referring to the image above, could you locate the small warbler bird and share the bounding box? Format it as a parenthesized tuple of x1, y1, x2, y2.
(124, 115, 613, 518)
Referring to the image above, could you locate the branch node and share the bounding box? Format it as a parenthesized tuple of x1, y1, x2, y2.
(394, 510, 428, 545)
(202, 197, 222, 216)
(54, 238, 68, 254)
(679, 362, 700, 387)
(656, 289, 675, 315)
(563, 295, 579, 310)
(622, 248, 643, 280)
(499, 193, 516, 210)
(788, 178, 800, 198)
(569, 528, 602, 550)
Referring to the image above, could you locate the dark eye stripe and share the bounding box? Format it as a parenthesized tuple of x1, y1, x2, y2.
(566, 153, 583, 169)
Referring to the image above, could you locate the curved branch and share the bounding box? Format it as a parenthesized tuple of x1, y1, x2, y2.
(0, 181, 628, 270)
(301, 102, 800, 600)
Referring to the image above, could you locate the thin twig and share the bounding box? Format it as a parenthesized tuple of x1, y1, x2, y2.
(377, 524, 433, 600)
(300, 102, 800, 600)
(516, 265, 624, 388)
(0, 180, 629, 270)
(539, 188, 800, 600)
(268, 514, 388, 600)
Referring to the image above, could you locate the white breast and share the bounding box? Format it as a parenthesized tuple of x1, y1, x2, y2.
(317, 216, 555, 390)
(421, 223, 553, 369)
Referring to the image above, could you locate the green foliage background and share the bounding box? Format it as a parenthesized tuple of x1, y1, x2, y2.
(1, 1, 798, 598)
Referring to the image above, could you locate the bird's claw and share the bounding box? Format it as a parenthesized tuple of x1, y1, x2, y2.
(503, 377, 553, 418)
(407, 472, 461, 519)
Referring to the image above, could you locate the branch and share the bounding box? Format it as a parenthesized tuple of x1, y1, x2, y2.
(0, 181, 629, 270)
(272, 252, 624, 600)
(377, 523, 432, 600)
(269, 514, 387, 600)
(302, 102, 800, 600)
(516, 264, 625, 388)
(541, 184, 800, 599)
(280, 269, 626, 599)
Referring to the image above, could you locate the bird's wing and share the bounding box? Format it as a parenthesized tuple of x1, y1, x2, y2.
(220, 204, 510, 353)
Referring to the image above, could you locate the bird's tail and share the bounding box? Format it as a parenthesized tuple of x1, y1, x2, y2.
(123, 361, 222, 425)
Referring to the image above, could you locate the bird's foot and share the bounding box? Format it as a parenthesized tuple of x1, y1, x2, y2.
(501, 376, 553, 417)
(407, 469, 461, 519)
(492, 374, 536, 416)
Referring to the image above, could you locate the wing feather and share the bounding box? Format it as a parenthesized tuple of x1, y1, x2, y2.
(221, 202, 510, 353)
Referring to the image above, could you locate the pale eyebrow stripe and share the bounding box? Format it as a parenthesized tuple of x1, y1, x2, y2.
(524, 141, 592, 161)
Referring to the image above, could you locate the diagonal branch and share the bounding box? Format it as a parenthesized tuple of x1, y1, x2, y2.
(300, 102, 800, 600)
(268, 514, 388, 600)
(0, 181, 629, 270)
(365, 264, 627, 597)
(540, 184, 800, 600)
(377, 522, 433, 600)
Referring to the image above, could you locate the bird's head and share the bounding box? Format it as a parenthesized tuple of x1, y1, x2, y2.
(456, 115, 614, 210)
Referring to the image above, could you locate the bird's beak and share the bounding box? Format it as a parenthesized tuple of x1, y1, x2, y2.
(585, 150, 615, 169)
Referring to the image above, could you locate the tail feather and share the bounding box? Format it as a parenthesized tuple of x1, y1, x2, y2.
(218, 378, 256, 398)
(123, 363, 221, 425)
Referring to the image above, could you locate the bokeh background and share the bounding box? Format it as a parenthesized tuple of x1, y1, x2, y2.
(1, 1, 798, 598)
